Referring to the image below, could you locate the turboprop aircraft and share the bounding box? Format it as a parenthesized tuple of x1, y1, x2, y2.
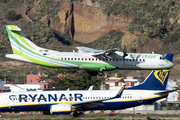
(5, 25, 174, 76)
(0, 69, 177, 117)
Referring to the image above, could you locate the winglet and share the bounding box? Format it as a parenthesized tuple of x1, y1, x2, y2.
(114, 85, 125, 98)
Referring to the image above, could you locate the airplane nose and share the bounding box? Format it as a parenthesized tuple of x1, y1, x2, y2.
(166, 61, 175, 69)
(170, 62, 175, 68)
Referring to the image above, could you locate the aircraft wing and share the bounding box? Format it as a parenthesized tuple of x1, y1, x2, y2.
(154, 89, 179, 95)
(71, 85, 125, 109)
(76, 46, 120, 57)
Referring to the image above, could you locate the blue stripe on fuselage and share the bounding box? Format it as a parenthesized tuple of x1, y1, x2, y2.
(10, 41, 78, 69)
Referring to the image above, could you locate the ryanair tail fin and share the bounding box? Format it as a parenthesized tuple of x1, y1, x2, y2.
(127, 70, 170, 90)
(6, 25, 41, 54)
(164, 54, 174, 62)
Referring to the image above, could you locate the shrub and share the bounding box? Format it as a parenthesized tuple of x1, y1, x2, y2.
(5, 10, 21, 21)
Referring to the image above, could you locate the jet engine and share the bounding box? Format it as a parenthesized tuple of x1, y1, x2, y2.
(50, 104, 71, 115)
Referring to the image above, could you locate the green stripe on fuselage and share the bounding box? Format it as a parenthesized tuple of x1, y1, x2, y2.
(7, 26, 117, 71)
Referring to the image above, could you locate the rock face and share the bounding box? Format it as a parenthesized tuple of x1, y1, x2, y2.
(135, 39, 163, 53)
(58, 2, 132, 43)
(24, 1, 132, 43)
(64, 3, 75, 40)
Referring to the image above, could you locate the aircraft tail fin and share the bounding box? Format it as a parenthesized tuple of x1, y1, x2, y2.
(6, 25, 41, 54)
(127, 70, 170, 90)
(164, 53, 174, 62)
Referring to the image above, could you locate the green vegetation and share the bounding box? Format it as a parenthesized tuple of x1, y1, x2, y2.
(91, 0, 180, 53)
(1, 113, 180, 120)
(36, 0, 65, 22)
(5, 10, 21, 21)
(40, 69, 105, 90)
(82, 30, 124, 50)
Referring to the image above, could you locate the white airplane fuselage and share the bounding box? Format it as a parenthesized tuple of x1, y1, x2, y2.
(6, 51, 174, 71)
(5, 25, 174, 75)
(0, 89, 167, 112)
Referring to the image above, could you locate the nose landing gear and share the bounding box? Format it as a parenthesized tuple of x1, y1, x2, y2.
(98, 71, 104, 76)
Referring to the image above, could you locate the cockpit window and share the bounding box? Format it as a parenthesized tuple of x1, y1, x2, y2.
(160, 57, 164, 60)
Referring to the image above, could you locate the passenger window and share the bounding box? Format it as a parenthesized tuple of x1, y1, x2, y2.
(74, 58, 76, 60)
(85, 58, 87, 61)
(143, 59, 145, 61)
(78, 58, 80, 60)
(89, 58, 91, 61)
(65, 58, 66, 60)
(116, 59, 118, 61)
(71, 58, 73, 60)
(61, 58, 63, 60)
(68, 58, 70, 60)
(92, 58, 94, 61)
(82, 58, 83, 60)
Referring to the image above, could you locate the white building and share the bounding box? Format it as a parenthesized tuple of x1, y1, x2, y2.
(4, 83, 43, 92)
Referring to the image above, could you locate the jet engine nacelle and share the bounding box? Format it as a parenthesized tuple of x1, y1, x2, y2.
(50, 104, 71, 115)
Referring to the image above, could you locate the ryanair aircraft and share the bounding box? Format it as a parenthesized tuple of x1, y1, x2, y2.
(5, 25, 174, 76)
(0, 69, 177, 117)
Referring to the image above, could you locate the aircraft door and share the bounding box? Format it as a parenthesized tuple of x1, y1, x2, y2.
(3, 94, 9, 105)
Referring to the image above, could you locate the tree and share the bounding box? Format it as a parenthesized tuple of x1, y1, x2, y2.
(39, 69, 105, 90)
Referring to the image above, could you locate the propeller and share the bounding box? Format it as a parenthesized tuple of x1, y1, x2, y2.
(123, 45, 128, 65)
(123, 45, 128, 58)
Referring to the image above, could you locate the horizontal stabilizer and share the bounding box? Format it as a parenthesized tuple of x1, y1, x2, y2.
(5, 54, 32, 63)
(154, 89, 179, 95)
(8, 25, 21, 31)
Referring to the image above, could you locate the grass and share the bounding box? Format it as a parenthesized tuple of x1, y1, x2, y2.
(1, 113, 180, 120)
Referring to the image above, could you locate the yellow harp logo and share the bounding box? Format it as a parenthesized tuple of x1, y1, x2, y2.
(154, 70, 169, 85)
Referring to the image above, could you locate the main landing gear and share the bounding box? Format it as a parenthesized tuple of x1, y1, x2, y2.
(73, 111, 84, 117)
(0, 112, 2, 118)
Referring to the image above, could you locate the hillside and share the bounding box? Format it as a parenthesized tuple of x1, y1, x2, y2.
(0, 0, 180, 81)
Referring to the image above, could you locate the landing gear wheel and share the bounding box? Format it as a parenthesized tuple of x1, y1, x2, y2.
(98, 71, 104, 76)
(73, 111, 81, 117)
